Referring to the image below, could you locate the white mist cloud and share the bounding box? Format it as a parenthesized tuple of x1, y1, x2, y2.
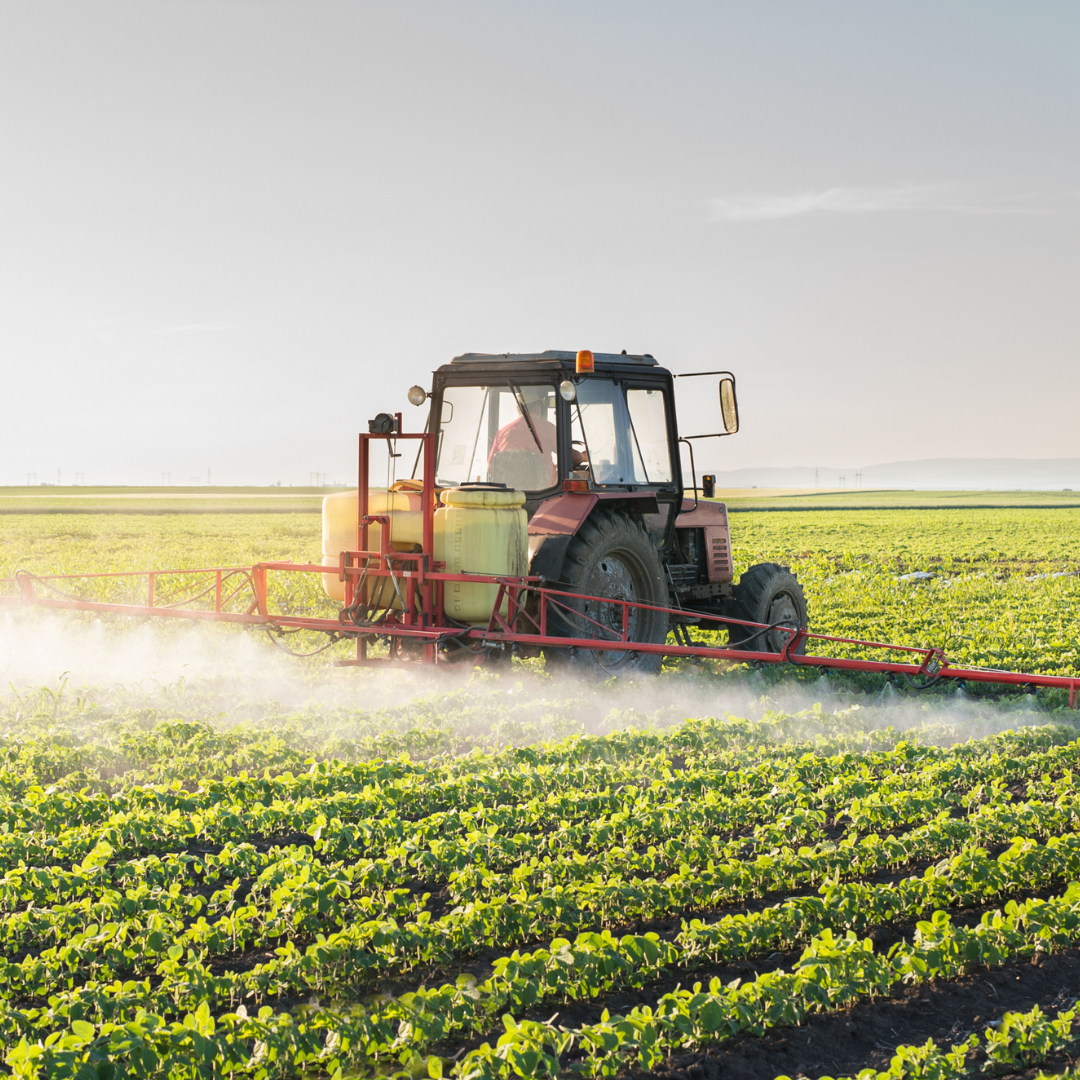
(0, 610, 1066, 749)
(709, 184, 1054, 222)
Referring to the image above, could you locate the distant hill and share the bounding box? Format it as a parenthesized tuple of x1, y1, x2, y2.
(709, 459, 1080, 491)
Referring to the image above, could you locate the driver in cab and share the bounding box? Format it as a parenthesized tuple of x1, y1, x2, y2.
(487, 386, 559, 486)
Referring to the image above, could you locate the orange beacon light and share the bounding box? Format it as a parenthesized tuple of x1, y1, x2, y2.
(576, 349, 594, 374)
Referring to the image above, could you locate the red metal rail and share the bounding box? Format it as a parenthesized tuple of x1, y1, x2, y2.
(2, 560, 1077, 706)
(2, 426, 1076, 706)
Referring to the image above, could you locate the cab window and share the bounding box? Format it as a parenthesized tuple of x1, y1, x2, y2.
(436, 383, 557, 491)
(570, 380, 671, 485)
(626, 387, 673, 483)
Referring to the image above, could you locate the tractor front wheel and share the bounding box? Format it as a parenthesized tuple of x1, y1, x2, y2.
(545, 511, 669, 675)
(728, 562, 808, 654)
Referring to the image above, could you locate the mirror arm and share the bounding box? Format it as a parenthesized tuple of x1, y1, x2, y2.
(679, 437, 699, 512)
(675, 370, 739, 435)
(673, 370, 735, 378)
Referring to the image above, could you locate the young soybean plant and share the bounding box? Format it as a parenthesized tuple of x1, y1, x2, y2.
(983, 1005, 1077, 1070)
(781, 1004, 1080, 1080)
(777, 1035, 976, 1080)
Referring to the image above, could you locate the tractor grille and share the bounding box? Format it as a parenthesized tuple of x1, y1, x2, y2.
(705, 526, 733, 583)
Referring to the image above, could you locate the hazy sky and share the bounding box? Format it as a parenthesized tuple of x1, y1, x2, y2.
(2, 1, 1077, 484)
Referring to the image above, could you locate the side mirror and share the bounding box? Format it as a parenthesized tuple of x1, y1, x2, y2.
(719, 377, 739, 434)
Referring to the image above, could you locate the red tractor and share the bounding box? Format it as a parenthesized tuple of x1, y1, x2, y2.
(398, 348, 808, 672)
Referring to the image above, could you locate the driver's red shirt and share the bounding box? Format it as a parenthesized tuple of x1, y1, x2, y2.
(487, 415, 557, 461)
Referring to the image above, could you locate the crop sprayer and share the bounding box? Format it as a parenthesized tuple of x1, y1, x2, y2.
(3, 349, 1078, 706)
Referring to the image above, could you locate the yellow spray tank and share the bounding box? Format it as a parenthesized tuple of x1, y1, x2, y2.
(434, 486, 527, 623)
(321, 488, 424, 604)
(321, 484, 527, 624)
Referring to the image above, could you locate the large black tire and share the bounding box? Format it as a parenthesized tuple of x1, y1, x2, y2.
(546, 511, 669, 675)
(729, 562, 808, 653)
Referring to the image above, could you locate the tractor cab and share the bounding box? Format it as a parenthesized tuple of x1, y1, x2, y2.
(345, 346, 802, 676)
(429, 350, 683, 524)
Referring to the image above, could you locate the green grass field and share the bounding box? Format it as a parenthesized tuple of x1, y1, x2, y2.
(721, 488, 1080, 510)
(0, 485, 336, 515)
(2, 495, 1080, 1077)
(0, 512, 321, 576)
(733, 507, 1080, 677)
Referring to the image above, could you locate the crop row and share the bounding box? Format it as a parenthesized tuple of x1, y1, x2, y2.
(3, 828, 1078, 1050)
(447, 885, 1080, 1079)
(0, 851, 419, 961)
(1, 731, 1076, 895)
(1, 776, 1077, 999)
(0, 763, 966, 919)
(4, 751, 1075, 927)
(7, 878, 1080, 1079)
(0, 724, 1072, 846)
(1, 776, 1077, 992)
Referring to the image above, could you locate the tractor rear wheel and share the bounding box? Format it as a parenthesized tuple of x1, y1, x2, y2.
(546, 511, 669, 675)
(728, 562, 808, 653)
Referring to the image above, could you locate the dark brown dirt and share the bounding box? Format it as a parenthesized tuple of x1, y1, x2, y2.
(624, 951, 1080, 1080)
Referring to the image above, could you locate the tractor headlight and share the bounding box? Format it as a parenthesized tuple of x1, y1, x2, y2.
(407, 385, 428, 407)
(558, 379, 577, 402)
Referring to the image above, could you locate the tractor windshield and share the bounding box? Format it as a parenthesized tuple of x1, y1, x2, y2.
(434, 377, 674, 491)
(570, 381, 673, 485)
(436, 383, 558, 490)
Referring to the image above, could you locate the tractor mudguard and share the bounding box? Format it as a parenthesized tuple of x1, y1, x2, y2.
(527, 491, 660, 583)
(527, 493, 595, 582)
(674, 499, 733, 583)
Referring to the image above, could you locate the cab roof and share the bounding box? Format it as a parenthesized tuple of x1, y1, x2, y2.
(450, 350, 658, 367)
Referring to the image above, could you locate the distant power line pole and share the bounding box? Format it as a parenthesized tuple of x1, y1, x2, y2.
(814, 467, 819, 488)
(75, 472, 84, 485)
(27, 472, 36, 486)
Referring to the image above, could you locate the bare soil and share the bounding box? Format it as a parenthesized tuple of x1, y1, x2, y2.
(623, 951, 1080, 1080)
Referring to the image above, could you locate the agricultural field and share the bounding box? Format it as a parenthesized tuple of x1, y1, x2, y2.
(0, 690, 1079, 1078)
(0, 501, 1079, 1078)
(734, 507, 1080, 683)
(0, 487, 335, 516)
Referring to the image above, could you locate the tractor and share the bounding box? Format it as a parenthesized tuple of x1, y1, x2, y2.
(6, 346, 1079, 702)
(324, 349, 808, 673)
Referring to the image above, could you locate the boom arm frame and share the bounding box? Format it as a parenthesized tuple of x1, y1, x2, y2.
(2, 429, 1077, 706)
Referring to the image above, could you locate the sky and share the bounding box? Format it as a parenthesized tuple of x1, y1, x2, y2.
(1, 0, 1077, 485)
